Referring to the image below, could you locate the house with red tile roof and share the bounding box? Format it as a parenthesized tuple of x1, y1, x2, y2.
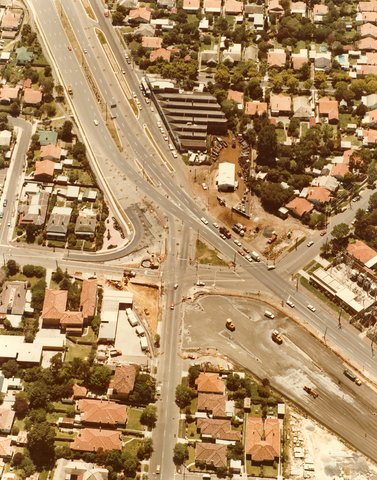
(109, 364, 138, 401)
(142, 36, 163, 49)
(245, 101, 268, 117)
(23, 88, 42, 106)
(267, 0, 284, 17)
(197, 393, 228, 417)
(195, 372, 226, 394)
(285, 197, 314, 218)
(195, 443, 227, 469)
(313, 3, 328, 21)
(245, 417, 280, 464)
(290, 1, 306, 15)
(267, 48, 286, 68)
(34, 160, 55, 182)
(347, 240, 377, 267)
(40, 144, 63, 161)
(359, 0, 377, 12)
(292, 50, 308, 70)
(128, 7, 152, 23)
(227, 89, 244, 105)
(270, 94, 292, 115)
(197, 418, 241, 442)
(358, 38, 377, 51)
(360, 22, 377, 39)
(330, 162, 349, 179)
(224, 0, 243, 14)
(60, 311, 84, 334)
(72, 384, 88, 400)
(363, 129, 377, 145)
(203, 0, 222, 13)
(80, 278, 97, 320)
(318, 97, 339, 123)
(150, 48, 172, 62)
(363, 108, 377, 126)
(360, 10, 377, 21)
(183, 0, 200, 10)
(71, 428, 122, 452)
(307, 186, 332, 204)
(77, 399, 128, 428)
(41, 289, 68, 326)
(0, 437, 13, 460)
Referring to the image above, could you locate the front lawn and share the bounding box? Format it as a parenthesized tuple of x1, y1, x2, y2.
(127, 408, 144, 431)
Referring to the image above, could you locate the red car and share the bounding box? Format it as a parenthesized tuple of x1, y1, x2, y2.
(68, 45, 72, 51)
(238, 249, 245, 256)
(320, 230, 327, 236)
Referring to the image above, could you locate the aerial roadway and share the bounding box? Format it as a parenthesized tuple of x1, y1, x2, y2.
(24, 0, 377, 475)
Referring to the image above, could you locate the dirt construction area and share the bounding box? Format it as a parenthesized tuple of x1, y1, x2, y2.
(127, 282, 160, 335)
(188, 136, 310, 261)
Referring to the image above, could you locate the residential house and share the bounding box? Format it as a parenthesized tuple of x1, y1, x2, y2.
(75, 210, 96, 239)
(307, 186, 332, 204)
(314, 54, 331, 71)
(358, 0, 377, 13)
(79, 278, 97, 321)
(285, 197, 314, 217)
(34, 160, 55, 182)
(224, 0, 243, 14)
(41, 289, 68, 327)
(23, 88, 42, 106)
(196, 418, 241, 443)
(54, 459, 108, 480)
(72, 384, 88, 400)
(290, 1, 306, 15)
(244, 44, 259, 62)
(362, 93, 377, 109)
(46, 206, 72, 240)
(267, 48, 286, 68)
(0, 129, 11, 147)
(71, 429, 122, 452)
(38, 130, 58, 146)
(183, 0, 200, 11)
(245, 101, 268, 117)
(222, 43, 242, 64)
(203, 0, 222, 13)
(0, 281, 27, 318)
(150, 18, 176, 31)
(227, 89, 244, 106)
(318, 97, 339, 123)
(195, 443, 227, 469)
(18, 190, 50, 226)
(292, 49, 308, 70)
(40, 144, 64, 161)
(150, 48, 173, 63)
(66, 185, 80, 201)
(358, 37, 377, 50)
(1, 9, 23, 31)
(77, 399, 127, 428)
(201, 49, 218, 66)
(60, 311, 84, 335)
(246, 5, 265, 30)
(15, 47, 33, 65)
(293, 96, 312, 119)
(363, 128, 377, 145)
(0, 437, 13, 460)
(245, 417, 280, 464)
(195, 372, 226, 394)
(313, 3, 328, 22)
(267, 0, 284, 18)
(141, 36, 163, 49)
(82, 189, 98, 202)
(0, 86, 20, 104)
(270, 94, 292, 116)
(135, 24, 156, 37)
(347, 239, 377, 267)
(360, 22, 377, 38)
(197, 393, 229, 418)
(330, 162, 350, 179)
(109, 364, 138, 401)
(128, 7, 152, 24)
(362, 108, 377, 126)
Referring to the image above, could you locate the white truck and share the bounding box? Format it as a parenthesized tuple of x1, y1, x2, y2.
(250, 251, 261, 262)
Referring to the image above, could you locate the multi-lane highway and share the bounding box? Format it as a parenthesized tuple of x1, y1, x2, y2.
(23, 0, 377, 475)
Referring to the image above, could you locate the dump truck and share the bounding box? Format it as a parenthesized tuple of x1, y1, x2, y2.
(271, 330, 283, 344)
(226, 318, 235, 331)
(303, 385, 319, 398)
(219, 226, 231, 239)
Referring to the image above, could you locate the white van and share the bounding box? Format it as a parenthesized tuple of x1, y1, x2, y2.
(267, 265, 276, 270)
(264, 310, 275, 319)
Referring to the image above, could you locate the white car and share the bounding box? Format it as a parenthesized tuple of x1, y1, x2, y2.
(93, 119, 99, 126)
(307, 240, 314, 247)
(132, 92, 137, 98)
(172, 151, 178, 158)
(83, 48, 88, 54)
(202, 183, 208, 190)
(201, 217, 208, 225)
(246, 255, 252, 262)
(233, 239, 242, 247)
(286, 299, 295, 308)
(213, 223, 219, 229)
(307, 304, 316, 312)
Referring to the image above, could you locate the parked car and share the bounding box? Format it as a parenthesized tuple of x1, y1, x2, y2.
(307, 304, 316, 312)
(307, 240, 314, 247)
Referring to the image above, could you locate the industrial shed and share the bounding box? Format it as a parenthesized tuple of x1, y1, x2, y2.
(217, 162, 236, 191)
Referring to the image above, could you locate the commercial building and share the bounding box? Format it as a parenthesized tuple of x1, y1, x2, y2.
(217, 162, 236, 192)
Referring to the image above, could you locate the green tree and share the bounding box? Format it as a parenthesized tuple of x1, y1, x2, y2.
(137, 438, 153, 460)
(331, 223, 350, 239)
(2, 359, 19, 378)
(88, 365, 112, 392)
(259, 182, 293, 211)
(257, 124, 278, 165)
(27, 381, 49, 409)
(31, 279, 47, 311)
(175, 384, 195, 409)
(6, 259, 19, 276)
(128, 373, 156, 405)
(140, 405, 157, 428)
(122, 452, 139, 477)
(27, 421, 55, 468)
(173, 443, 188, 466)
(187, 365, 201, 388)
(60, 120, 73, 142)
(14, 392, 29, 417)
(9, 101, 20, 117)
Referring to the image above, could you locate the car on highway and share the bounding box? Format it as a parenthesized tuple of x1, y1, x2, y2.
(7, 221, 10, 227)
(307, 240, 314, 247)
(83, 48, 87, 54)
(132, 92, 137, 98)
(286, 299, 295, 308)
(67, 45, 72, 51)
(150, 106, 155, 112)
(121, 69, 126, 74)
(226, 319, 235, 331)
(163, 135, 168, 141)
(264, 310, 275, 319)
(307, 304, 316, 312)
(213, 222, 219, 228)
(93, 119, 99, 126)
(238, 249, 245, 256)
(352, 195, 361, 202)
(233, 239, 242, 247)
(172, 151, 178, 158)
(245, 255, 252, 262)
(202, 183, 208, 190)
(200, 217, 208, 225)
(170, 303, 175, 310)
(220, 233, 226, 239)
(3, 199, 7, 207)
(196, 281, 205, 286)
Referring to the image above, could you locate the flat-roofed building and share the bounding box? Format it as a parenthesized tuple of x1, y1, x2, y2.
(217, 162, 236, 191)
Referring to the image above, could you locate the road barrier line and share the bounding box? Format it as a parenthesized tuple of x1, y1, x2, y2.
(144, 126, 175, 174)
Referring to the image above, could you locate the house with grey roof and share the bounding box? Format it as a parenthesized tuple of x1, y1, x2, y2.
(46, 206, 72, 240)
(75, 211, 97, 239)
(38, 130, 58, 146)
(15, 47, 33, 65)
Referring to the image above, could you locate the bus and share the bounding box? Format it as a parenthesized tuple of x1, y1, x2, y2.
(140, 77, 151, 97)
